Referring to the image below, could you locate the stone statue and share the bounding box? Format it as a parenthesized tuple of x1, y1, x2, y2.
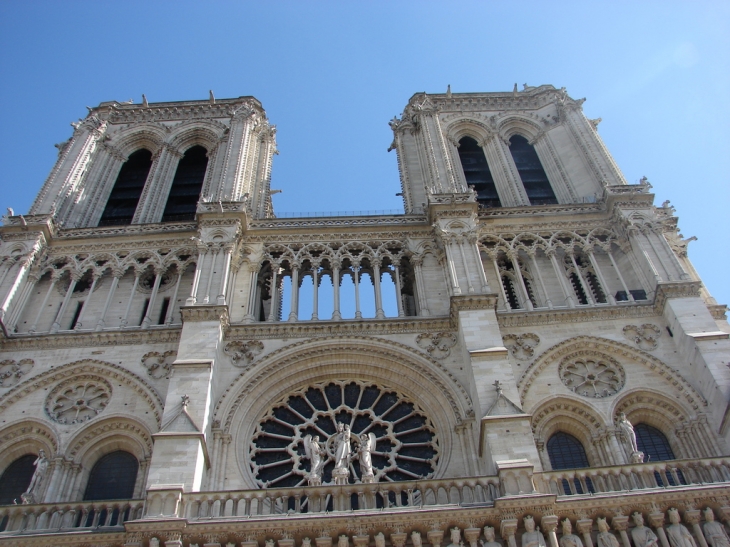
(631, 513, 660, 547)
(338, 535, 349, 547)
(481, 526, 502, 547)
(666, 508, 697, 547)
(334, 423, 352, 470)
(375, 533, 386, 547)
(448, 528, 462, 547)
(596, 518, 620, 547)
(22, 450, 49, 503)
(358, 432, 376, 481)
(412, 531, 423, 547)
(522, 516, 547, 547)
(617, 412, 644, 462)
(703, 508, 730, 547)
(304, 435, 327, 485)
(559, 519, 584, 547)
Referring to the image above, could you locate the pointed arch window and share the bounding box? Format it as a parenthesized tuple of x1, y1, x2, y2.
(635, 424, 675, 461)
(98, 149, 153, 226)
(456, 137, 501, 208)
(161, 145, 208, 222)
(508, 135, 558, 205)
(547, 431, 589, 470)
(83, 450, 139, 501)
(0, 454, 36, 505)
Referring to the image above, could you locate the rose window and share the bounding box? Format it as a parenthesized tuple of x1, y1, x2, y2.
(559, 356, 625, 398)
(45, 378, 111, 424)
(250, 381, 439, 488)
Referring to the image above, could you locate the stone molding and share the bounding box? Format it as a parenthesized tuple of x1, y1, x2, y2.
(181, 305, 229, 324)
(54, 222, 197, 239)
(0, 328, 181, 350)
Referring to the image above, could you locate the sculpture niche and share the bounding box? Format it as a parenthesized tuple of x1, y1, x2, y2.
(303, 422, 377, 486)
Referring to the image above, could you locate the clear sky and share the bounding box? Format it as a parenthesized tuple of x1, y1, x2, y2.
(1, 1, 728, 306)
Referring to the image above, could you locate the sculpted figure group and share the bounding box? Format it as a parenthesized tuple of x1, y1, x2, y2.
(303, 421, 376, 486)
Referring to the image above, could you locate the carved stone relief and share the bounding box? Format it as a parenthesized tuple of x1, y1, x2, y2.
(559, 354, 625, 398)
(0, 358, 34, 388)
(623, 324, 661, 350)
(142, 350, 177, 379)
(503, 333, 540, 360)
(224, 340, 264, 367)
(416, 332, 457, 359)
(45, 377, 111, 424)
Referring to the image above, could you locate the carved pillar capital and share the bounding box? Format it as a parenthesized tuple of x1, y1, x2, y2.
(576, 520, 594, 535)
(427, 530, 444, 547)
(464, 528, 481, 547)
(542, 515, 559, 533)
(611, 516, 629, 532)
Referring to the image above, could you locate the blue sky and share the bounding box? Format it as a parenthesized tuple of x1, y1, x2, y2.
(1, 1, 728, 306)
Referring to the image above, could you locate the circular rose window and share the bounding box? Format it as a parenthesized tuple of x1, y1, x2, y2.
(559, 354, 625, 398)
(250, 381, 439, 487)
(45, 377, 111, 424)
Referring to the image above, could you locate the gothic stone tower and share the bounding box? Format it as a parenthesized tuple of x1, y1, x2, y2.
(0, 86, 729, 547)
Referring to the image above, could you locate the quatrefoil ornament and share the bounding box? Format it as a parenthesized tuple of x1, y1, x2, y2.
(224, 340, 264, 367)
(623, 323, 661, 350)
(416, 332, 457, 359)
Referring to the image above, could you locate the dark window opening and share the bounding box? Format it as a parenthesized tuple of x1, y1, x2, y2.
(585, 271, 607, 303)
(99, 149, 153, 226)
(615, 289, 648, 302)
(523, 277, 537, 307)
(70, 301, 84, 329)
(161, 145, 208, 222)
(158, 297, 170, 325)
(457, 137, 501, 208)
(547, 432, 593, 495)
(636, 424, 675, 461)
(139, 299, 150, 325)
(0, 454, 36, 505)
(569, 273, 589, 305)
(509, 135, 557, 205)
(83, 451, 139, 501)
(502, 276, 521, 309)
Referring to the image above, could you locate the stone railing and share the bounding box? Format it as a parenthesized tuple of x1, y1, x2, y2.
(536, 456, 730, 496)
(146, 476, 500, 521)
(0, 499, 143, 534)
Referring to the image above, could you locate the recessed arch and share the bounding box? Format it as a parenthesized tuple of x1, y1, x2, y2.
(161, 144, 209, 222)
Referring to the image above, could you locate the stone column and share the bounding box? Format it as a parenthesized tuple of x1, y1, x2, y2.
(217, 245, 234, 306)
(29, 273, 59, 333)
(50, 274, 78, 333)
(576, 520, 595, 547)
(500, 519, 518, 547)
(372, 261, 385, 319)
(96, 270, 122, 330)
(412, 257, 430, 316)
(141, 270, 163, 329)
(72, 272, 99, 330)
(120, 271, 140, 327)
(490, 254, 510, 310)
(266, 265, 280, 322)
(548, 249, 575, 307)
(393, 265, 405, 317)
(648, 512, 671, 547)
(203, 247, 220, 304)
(457, 238, 475, 293)
(607, 248, 634, 302)
(510, 251, 533, 310)
(0, 254, 34, 323)
(569, 251, 594, 305)
(684, 510, 709, 547)
(542, 516, 560, 547)
(529, 251, 552, 308)
(288, 263, 299, 321)
(165, 270, 184, 325)
(244, 263, 260, 322)
(444, 238, 462, 295)
(611, 516, 632, 547)
(331, 262, 341, 320)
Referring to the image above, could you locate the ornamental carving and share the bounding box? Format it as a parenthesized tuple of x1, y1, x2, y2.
(415, 332, 457, 359)
(623, 324, 661, 350)
(224, 340, 264, 367)
(250, 380, 438, 488)
(142, 350, 177, 379)
(138, 269, 174, 294)
(559, 355, 625, 398)
(45, 377, 111, 424)
(0, 358, 34, 388)
(503, 333, 540, 360)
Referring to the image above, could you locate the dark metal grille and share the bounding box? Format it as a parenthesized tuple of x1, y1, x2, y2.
(83, 451, 138, 501)
(161, 145, 208, 222)
(457, 137, 501, 208)
(98, 149, 153, 226)
(0, 454, 36, 505)
(508, 135, 558, 205)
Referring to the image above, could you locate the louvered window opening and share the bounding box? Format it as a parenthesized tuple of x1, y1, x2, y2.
(161, 145, 208, 222)
(509, 135, 558, 205)
(98, 149, 153, 226)
(457, 137, 501, 208)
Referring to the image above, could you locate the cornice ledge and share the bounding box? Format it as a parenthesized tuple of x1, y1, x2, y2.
(250, 215, 428, 230)
(497, 302, 658, 328)
(450, 294, 499, 317)
(55, 222, 197, 239)
(653, 281, 702, 311)
(225, 316, 453, 340)
(478, 203, 603, 218)
(181, 305, 229, 324)
(0, 327, 181, 351)
(709, 304, 728, 320)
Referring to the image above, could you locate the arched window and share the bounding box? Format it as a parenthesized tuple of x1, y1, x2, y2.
(636, 424, 675, 461)
(456, 137, 501, 208)
(99, 149, 153, 226)
(547, 431, 589, 470)
(508, 135, 557, 205)
(0, 454, 36, 504)
(161, 145, 208, 222)
(83, 451, 139, 501)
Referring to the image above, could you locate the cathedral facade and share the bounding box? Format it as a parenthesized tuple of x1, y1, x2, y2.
(0, 86, 729, 547)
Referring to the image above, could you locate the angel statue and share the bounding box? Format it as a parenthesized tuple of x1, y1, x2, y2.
(303, 435, 327, 486)
(358, 432, 377, 483)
